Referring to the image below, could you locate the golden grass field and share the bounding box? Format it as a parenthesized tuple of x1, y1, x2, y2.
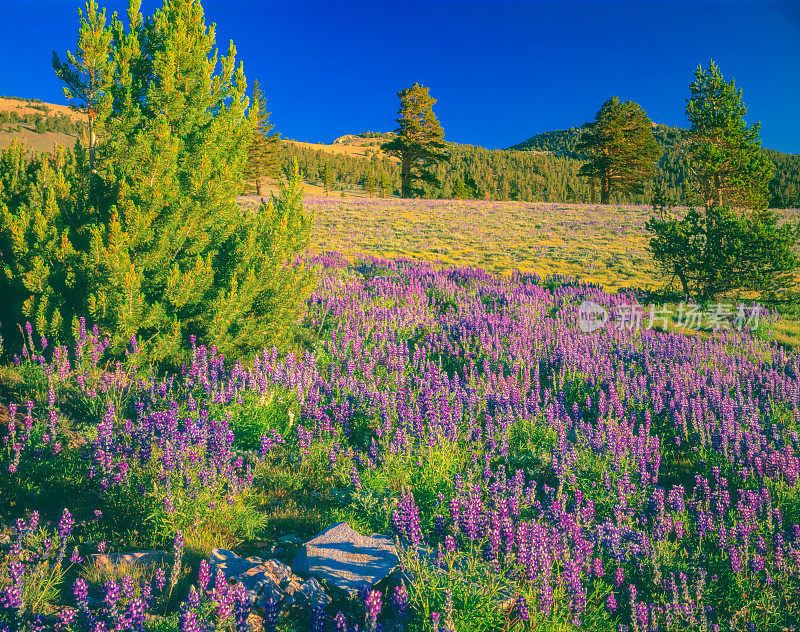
(241, 192, 800, 347)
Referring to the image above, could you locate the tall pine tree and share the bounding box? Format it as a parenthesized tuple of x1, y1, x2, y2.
(245, 79, 280, 197)
(686, 60, 774, 211)
(381, 83, 448, 198)
(576, 97, 661, 204)
(2, 0, 315, 367)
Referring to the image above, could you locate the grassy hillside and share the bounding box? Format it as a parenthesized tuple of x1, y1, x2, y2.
(0, 96, 85, 153)
(3, 96, 798, 208)
(511, 124, 800, 208)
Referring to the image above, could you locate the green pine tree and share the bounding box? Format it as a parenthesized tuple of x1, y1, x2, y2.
(1, 0, 316, 367)
(576, 97, 661, 204)
(379, 171, 392, 198)
(647, 61, 796, 300)
(322, 162, 333, 196)
(686, 60, 774, 211)
(363, 170, 376, 196)
(245, 79, 280, 197)
(381, 83, 448, 198)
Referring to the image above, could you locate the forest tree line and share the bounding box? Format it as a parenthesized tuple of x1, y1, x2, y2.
(279, 125, 800, 208)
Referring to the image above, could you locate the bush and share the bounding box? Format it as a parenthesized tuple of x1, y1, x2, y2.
(646, 205, 799, 300)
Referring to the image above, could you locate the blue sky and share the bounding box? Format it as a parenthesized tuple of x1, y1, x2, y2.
(1, 0, 798, 153)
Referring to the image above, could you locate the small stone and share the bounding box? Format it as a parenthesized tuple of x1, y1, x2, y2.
(90, 550, 169, 570)
(295, 578, 332, 610)
(238, 567, 267, 591)
(278, 534, 303, 546)
(262, 559, 293, 587)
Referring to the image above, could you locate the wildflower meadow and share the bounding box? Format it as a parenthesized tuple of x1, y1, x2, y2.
(3, 247, 800, 631)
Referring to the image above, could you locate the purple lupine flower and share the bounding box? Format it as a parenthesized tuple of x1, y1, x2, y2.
(364, 589, 382, 631)
(56, 607, 77, 632)
(232, 582, 252, 632)
(262, 595, 280, 632)
(392, 584, 408, 619)
(514, 596, 530, 622)
(334, 611, 348, 632)
(311, 605, 328, 632)
(104, 580, 120, 621)
(73, 578, 89, 611)
(58, 508, 74, 538)
(153, 568, 167, 593)
(178, 605, 202, 632)
(197, 559, 211, 596)
(170, 530, 184, 589)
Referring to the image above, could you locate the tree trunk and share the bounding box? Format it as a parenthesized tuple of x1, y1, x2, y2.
(400, 155, 412, 198)
(675, 267, 689, 297)
(88, 112, 96, 173)
(256, 177, 262, 197)
(590, 178, 596, 204)
(600, 175, 610, 204)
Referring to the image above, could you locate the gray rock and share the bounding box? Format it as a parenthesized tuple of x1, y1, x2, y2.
(292, 522, 399, 597)
(262, 559, 293, 588)
(280, 578, 304, 606)
(295, 578, 332, 610)
(210, 549, 258, 578)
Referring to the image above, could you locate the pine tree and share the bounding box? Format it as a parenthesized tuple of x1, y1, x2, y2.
(363, 170, 376, 196)
(381, 83, 448, 198)
(1, 0, 315, 367)
(245, 79, 280, 197)
(51, 0, 115, 171)
(686, 60, 774, 210)
(576, 97, 661, 204)
(322, 162, 333, 196)
(647, 61, 796, 300)
(379, 171, 392, 198)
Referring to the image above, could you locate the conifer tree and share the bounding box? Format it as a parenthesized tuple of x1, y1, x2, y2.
(647, 61, 796, 300)
(576, 97, 661, 204)
(1, 0, 315, 367)
(363, 170, 376, 196)
(686, 60, 774, 210)
(51, 0, 114, 171)
(322, 162, 333, 196)
(381, 83, 448, 198)
(379, 171, 392, 198)
(245, 79, 280, 197)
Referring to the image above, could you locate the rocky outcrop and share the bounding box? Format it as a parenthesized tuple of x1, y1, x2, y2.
(291, 522, 400, 597)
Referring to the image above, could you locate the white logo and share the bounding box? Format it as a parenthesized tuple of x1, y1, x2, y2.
(578, 300, 608, 333)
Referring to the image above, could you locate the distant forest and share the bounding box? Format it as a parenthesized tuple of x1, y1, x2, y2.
(281, 127, 800, 208)
(0, 107, 86, 136)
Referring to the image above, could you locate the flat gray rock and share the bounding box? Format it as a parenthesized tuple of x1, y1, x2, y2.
(210, 549, 257, 578)
(292, 522, 399, 596)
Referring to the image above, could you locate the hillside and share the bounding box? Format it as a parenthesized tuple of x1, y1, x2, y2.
(2, 96, 798, 207)
(511, 124, 800, 208)
(0, 96, 86, 153)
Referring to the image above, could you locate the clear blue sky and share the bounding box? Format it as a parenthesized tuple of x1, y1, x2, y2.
(1, 0, 798, 153)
